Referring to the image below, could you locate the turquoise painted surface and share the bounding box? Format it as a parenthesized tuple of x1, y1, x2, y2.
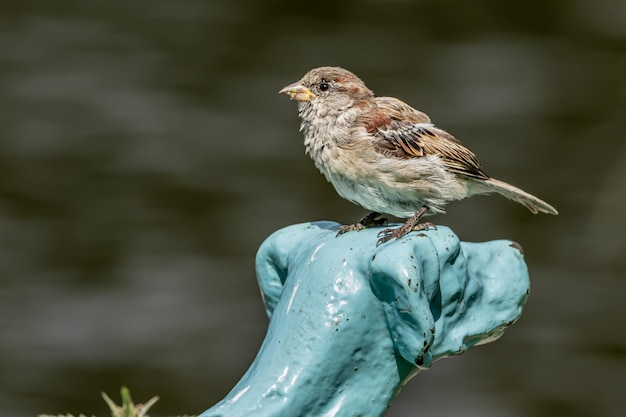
(200, 222, 530, 417)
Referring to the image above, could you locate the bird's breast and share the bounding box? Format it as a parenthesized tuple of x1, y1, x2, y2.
(303, 134, 468, 217)
(303, 137, 419, 217)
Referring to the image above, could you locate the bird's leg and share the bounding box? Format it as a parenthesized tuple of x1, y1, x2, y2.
(336, 211, 388, 237)
(376, 206, 436, 246)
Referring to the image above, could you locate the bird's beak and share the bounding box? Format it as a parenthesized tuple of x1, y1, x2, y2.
(279, 82, 317, 101)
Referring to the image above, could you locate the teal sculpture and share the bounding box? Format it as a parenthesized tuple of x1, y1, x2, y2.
(200, 222, 530, 417)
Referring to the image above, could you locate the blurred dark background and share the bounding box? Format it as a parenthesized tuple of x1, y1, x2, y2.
(0, 0, 624, 416)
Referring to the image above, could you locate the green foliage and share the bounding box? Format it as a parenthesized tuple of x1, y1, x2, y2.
(38, 387, 197, 417)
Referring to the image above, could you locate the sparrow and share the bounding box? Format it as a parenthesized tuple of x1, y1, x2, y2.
(279, 66, 558, 245)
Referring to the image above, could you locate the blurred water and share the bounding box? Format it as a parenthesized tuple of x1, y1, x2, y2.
(0, 1, 624, 416)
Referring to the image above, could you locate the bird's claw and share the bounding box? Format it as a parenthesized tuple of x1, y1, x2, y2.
(336, 212, 387, 237)
(336, 223, 366, 237)
(376, 222, 437, 246)
(376, 232, 396, 246)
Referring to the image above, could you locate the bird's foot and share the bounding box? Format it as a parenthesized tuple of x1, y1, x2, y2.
(376, 222, 437, 246)
(336, 212, 387, 237)
(337, 223, 366, 236)
(375, 206, 434, 246)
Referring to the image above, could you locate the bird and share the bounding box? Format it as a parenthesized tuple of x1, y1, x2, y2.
(279, 66, 558, 246)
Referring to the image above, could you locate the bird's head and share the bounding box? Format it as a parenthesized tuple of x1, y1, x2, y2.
(279, 67, 374, 119)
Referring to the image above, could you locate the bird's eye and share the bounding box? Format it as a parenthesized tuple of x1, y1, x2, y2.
(319, 82, 330, 91)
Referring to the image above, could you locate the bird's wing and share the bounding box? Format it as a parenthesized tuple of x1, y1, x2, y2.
(374, 96, 432, 124)
(362, 97, 489, 180)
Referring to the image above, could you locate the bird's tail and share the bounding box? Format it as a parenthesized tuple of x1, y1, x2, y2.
(483, 178, 558, 215)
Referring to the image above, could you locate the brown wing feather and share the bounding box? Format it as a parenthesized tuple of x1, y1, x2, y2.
(374, 96, 432, 124)
(361, 98, 489, 180)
